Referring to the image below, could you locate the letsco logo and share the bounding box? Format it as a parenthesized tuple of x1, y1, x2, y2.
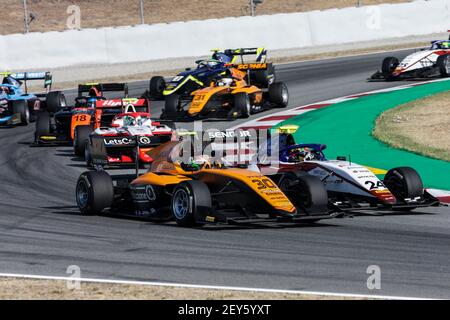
(104, 137, 134, 145)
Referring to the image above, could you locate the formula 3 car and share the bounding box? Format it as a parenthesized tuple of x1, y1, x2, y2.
(147, 48, 275, 100)
(256, 126, 441, 212)
(84, 104, 175, 168)
(76, 137, 336, 226)
(0, 72, 64, 126)
(34, 83, 132, 155)
(371, 37, 450, 80)
(160, 65, 288, 120)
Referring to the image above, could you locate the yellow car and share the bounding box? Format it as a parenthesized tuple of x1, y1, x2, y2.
(76, 138, 334, 227)
(161, 64, 288, 120)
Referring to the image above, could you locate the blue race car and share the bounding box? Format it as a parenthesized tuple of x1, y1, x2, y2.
(0, 72, 65, 126)
(147, 48, 275, 100)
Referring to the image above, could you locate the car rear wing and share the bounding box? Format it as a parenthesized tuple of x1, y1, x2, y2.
(1, 71, 52, 93)
(95, 98, 150, 113)
(221, 48, 267, 63)
(78, 83, 129, 97)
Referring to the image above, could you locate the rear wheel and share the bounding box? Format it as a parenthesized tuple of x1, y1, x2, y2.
(171, 180, 211, 227)
(384, 167, 423, 211)
(437, 54, 450, 77)
(35, 111, 51, 142)
(11, 100, 30, 125)
(234, 92, 250, 118)
(249, 64, 275, 88)
(382, 57, 399, 74)
(73, 125, 92, 157)
(149, 76, 166, 99)
(76, 171, 114, 215)
(279, 173, 329, 218)
(269, 82, 289, 108)
(46, 91, 66, 113)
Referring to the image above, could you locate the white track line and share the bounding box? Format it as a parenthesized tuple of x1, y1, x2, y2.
(0, 272, 431, 300)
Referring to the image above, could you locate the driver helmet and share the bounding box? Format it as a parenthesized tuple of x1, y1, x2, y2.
(123, 115, 136, 127)
(206, 60, 220, 68)
(87, 97, 98, 108)
(0, 86, 9, 94)
(441, 41, 450, 49)
(288, 147, 311, 162)
(217, 78, 233, 87)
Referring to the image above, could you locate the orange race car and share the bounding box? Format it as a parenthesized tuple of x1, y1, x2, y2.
(76, 136, 336, 227)
(33, 83, 141, 156)
(160, 63, 289, 120)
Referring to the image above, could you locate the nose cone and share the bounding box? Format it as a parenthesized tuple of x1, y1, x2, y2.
(371, 190, 396, 205)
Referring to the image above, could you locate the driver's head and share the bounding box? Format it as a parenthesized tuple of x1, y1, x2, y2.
(87, 97, 98, 107)
(288, 147, 310, 162)
(123, 115, 136, 127)
(217, 78, 233, 87)
(207, 60, 219, 68)
(441, 41, 450, 49)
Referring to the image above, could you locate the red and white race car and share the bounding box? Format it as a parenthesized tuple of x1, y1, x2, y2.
(371, 37, 450, 80)
(85, 103, 175, 168)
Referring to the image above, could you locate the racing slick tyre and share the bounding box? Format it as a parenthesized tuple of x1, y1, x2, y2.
(11, 100, 30, 125)
(164, 94, 181, 118)
(279, 173, 328, 219)
(149, 76, 166, 99)
(35, 111, 51, 142)
(384, 167, 424, 211)
(235, 92, 251, 118)
(249, 64, 275, 88)
(381, 57, 399, 74)
(269, 82, 289, 108)
(46, 91, 66, 114)
(76, 171, 114, 215)
(437, 54, 450, 77)
(73, 125, 93, 157)
(171, 181, 212, 227)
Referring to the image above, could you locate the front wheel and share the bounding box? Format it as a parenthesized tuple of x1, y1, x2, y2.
(76, 171, 114, 215)
(164, 94, 181, 117)
(234, 92, 251, 118)
(384, 167, 424, 207)
(382, 57, 399, 74)
(35, 111, 51, 142)
(171, 180, 211, 227)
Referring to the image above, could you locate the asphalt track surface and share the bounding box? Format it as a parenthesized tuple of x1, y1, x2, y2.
(1, 49, 449, 298)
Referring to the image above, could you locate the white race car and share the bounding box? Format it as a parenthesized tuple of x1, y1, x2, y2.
(85, 103, 175, 168)
(255, 127, 441, 212)
(371, 39, 450, 80)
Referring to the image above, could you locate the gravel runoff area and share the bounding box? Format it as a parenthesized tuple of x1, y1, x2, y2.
(24, 32, 449, 91)
(2, 0, 409, 35)
(0, 277, 366, 300)
(373, 90, 450, 162)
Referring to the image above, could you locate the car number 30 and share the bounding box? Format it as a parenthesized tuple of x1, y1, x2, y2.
(252, 179, 276, 190)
